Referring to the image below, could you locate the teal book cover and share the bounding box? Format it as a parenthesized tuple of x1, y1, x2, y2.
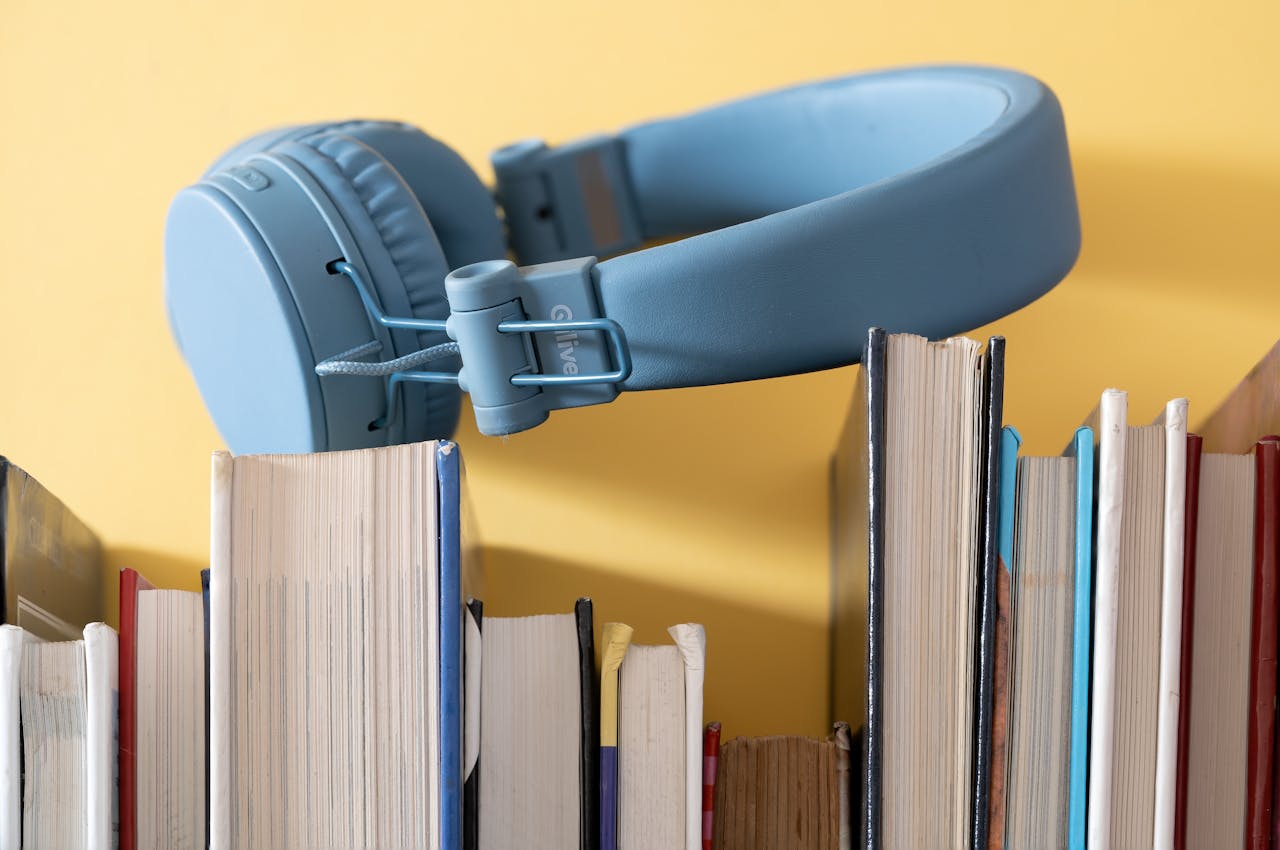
(1066, 426, 1095, 850)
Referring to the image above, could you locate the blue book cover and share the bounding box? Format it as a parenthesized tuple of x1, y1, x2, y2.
(438, 442, 463, 850)
(997, 427, 1022, 572)
(1066, 426, 1095, 850)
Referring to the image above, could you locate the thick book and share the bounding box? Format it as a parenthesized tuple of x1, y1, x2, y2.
(710, 723, 852, 850)
(0, 457, 105, 640)
(1182, 444, 1253, 848)
(120, 567, 206, 850)
(18, 621, 118, 849)
(209, 441, 454, 850)
(476, 599, 596, 850)
(1246, 438, 1280, 850)
(832, 329, 1001, 850)
(617, 624, 705, 850)
(1089, 397, 1181, 850)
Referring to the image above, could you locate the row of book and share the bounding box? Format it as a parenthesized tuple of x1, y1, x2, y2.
(830, 330, 1280, 850)
(0, 448, 854, 850)
(7, 331, 1280, 850)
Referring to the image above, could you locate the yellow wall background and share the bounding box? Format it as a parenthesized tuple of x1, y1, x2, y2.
(2, 0, 1278, 739)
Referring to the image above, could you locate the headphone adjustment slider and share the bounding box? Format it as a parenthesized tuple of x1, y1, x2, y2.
(492, 135, 643, 266)
(445, 258, 631, 436)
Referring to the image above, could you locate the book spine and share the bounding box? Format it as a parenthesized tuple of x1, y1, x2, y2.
(0, 625, 22, 850)
(577, 598, 599, 850)
(599, 622, 634, 850)
(1246, 438, 1280, 850)
(1153, 400, 1190, 850)
(1087, 389, 1127, 850)
(84, 622, 118, 850)
(208, 451, 233, 850)
(118, 567, 154, 850)
(1173, 434, 1202, 850)
(670, 623, 707, 850)
(438, 442, 463, 850)
(862, 327, 886, 850)
(972, 336, 1005, 850)
(702, 722, 720, 850)
(1066, 426, 1095, 850)
(463, 599, 482, 850)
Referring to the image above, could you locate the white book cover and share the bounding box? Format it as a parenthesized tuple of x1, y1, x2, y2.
(1152, 398, 1189, 850)
(83, 622, 118, 850)
(0, 625, 23, 850)
(669, 623, 706, 850)
(1087, 389, 1127, 850)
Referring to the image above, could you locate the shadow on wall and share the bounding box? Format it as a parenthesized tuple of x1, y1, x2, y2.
(481, 545, 834, 739)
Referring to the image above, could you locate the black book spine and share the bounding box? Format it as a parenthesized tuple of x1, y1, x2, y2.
(863, 328, 887, 850)
(971, 337, 1006, 850)
(576, 598, 599, 850)
(463, 598, 483, 850)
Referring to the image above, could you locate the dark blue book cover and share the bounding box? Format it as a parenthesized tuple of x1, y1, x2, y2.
(438, 442, 463, 850)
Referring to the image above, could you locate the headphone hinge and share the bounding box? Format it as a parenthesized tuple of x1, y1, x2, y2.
(492, 136, 643, 266)
(445, 258, 630, 436)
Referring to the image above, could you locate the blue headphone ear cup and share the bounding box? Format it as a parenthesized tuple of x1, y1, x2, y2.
(277, 132, 462, 442)
(207, 121, 507, 269)
(326, 122, 507, 269)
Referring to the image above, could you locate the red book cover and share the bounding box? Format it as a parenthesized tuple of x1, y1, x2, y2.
(702, 722, 721, 850)
(1246, 438, 1280, 850)
(118, 567, 154, 850)
(1173, 434, 1202, 850)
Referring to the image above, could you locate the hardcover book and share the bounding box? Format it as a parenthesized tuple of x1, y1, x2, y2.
(710, 723, 852, 850)
(475, 599, 596, 850)
(831, 329, 1003, 850)
(208, 441, 461, 850)
(0, 457, 105, 640)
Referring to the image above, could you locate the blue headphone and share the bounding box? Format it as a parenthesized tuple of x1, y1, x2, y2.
(165, 65, 1079, 454)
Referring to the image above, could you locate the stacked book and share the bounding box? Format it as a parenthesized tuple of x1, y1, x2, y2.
(831, 330, 1280, 850)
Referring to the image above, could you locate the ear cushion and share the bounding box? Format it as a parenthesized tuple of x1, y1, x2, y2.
(275, 131, 461, 441)
(330, 123, 506, 269)
(207, 121, 507, 270)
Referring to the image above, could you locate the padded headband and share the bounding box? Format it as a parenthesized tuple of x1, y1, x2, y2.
(165, 64, 1079, 451)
